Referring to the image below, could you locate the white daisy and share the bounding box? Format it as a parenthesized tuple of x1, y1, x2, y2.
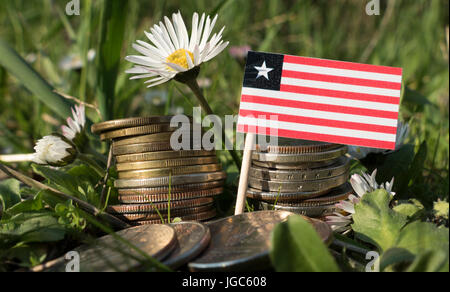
(62, 104, 86, 141)
(326, 169, 395, 233)
(125, 11, 229, 87)
(348, 121, 409, 160)
(33, 134, 77, 167)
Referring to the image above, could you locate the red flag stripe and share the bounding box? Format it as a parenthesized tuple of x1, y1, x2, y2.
(280, 84, 400, 104)
(237, 124, 396, 149)
(241, 95, 399, 120)
(283, 55, 403, 76)
(281, 70, 401, 90)
(238, 109, 397, 134)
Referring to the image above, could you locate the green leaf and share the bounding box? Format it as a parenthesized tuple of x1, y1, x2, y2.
(0, 179, 21, 210)
(352, 189, 408, 252)
(434, 200, 449, 220)
(406, 249, 449, 272)
(395, 221, 449, 255)
(31, 164, 81, 197)
(0, 211, 65, 245)
(380, 248, 415, 272)
(96, 0, 129, 120)
(0, 39, 72, 119)
(270, 215, 340, 272)
(4, 192, 45, 217)
(393, 199, 425, 221)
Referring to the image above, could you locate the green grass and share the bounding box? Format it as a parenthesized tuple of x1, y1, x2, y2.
(0, 0, 448, 210)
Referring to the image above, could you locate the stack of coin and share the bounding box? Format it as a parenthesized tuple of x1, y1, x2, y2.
(247, 138, 351, 217)
(92, 117, 226, 225)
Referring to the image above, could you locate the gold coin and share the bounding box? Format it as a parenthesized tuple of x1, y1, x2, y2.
(117, 181, 225, 195)
(115, 150, 216, 163)
(114, 171, 227, 188)
(113, 132, 174, 146)
(100, 124, 175, 140)
(92, 116, 179, 134)
(113, 142, 174, 155)
(132, 209, 217, 225)
(108, 197, 214, 214)
(116, 156, 219, 171)
(118, 187, 223, 204)
(118, 164, 222, 179)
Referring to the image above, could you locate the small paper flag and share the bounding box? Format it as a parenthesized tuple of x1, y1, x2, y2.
(237, 51, 403, 150)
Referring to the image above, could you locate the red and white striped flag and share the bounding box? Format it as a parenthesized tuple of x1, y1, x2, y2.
(237, 51, 403, 150)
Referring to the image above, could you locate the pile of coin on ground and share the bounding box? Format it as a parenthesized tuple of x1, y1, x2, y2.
(247, 138, 352, 217)
(92, 117, 226, 225)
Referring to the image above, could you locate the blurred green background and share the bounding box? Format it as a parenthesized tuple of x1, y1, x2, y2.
(0, 0, 448, 206)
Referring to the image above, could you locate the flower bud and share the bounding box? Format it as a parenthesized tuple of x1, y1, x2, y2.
(32, 134, 77, 167)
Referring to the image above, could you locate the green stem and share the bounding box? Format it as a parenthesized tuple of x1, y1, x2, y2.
(185, 79, 242, 169)
(78, 153, 105, 178)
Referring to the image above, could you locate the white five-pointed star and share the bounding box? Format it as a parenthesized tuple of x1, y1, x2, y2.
(254, 61, 274, 80)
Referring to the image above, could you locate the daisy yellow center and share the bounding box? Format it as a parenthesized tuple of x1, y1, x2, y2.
(166, 49, 194, 71)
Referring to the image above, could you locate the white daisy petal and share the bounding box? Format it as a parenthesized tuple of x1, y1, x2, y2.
(189, 12, 199, 52)
(158, 22, 176, 52)
(165, 62, 188, 72)
(199, 42, 210, 64)
(199, 15, 211, 51)
(164, 16, 180, 50)
(146, 78, 171, 88)
(193, 45, 200, 66)
(136, 40, 165, 59)
(196, 13, 206, 45)
(204, 41, 228, 62)
(185, 51, 194, 69)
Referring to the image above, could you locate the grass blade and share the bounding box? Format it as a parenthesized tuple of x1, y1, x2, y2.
(0, 39, 72, 119)
(96, 0, 129, 121)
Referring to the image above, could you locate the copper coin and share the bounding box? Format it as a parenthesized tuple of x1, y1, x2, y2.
(252, 146, 348, 163)
(114, 171, 227, 188)
(248, 172, 348, 192)
(115, 150, 216, 163)
(112, 142, 174, 155)
(92, 116, 178, 134)
(32, 224, 176, 272)
(112, 132, 175, 146)
(132, 209, 217, 225)
(188, 210, 332, 271)
(247, 183, 352, 203)
(108, 197, 214, 214)
(100, 124, 175, 140)
(249, 157, 349, 182)
(117, 164, 222, 179)
(118, 187, 223, 204)
(163, 222, 211, 270)
(115, 205, 215, 222)
(117, 181, 224, 195)
(116, 156, 218, 171)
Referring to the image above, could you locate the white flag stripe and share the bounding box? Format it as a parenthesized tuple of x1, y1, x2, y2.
(283, 62, 403, 83)
(281, 77, 401, 97)
(239, 102, 398, 127)
(241, 87, 399, 112)
(238, 116, 397, 142)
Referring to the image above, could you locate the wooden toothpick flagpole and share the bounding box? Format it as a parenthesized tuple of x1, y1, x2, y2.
(234, 132, 256, 215)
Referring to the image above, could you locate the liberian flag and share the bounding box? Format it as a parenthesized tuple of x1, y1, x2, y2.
(236, 51, 403, 150)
